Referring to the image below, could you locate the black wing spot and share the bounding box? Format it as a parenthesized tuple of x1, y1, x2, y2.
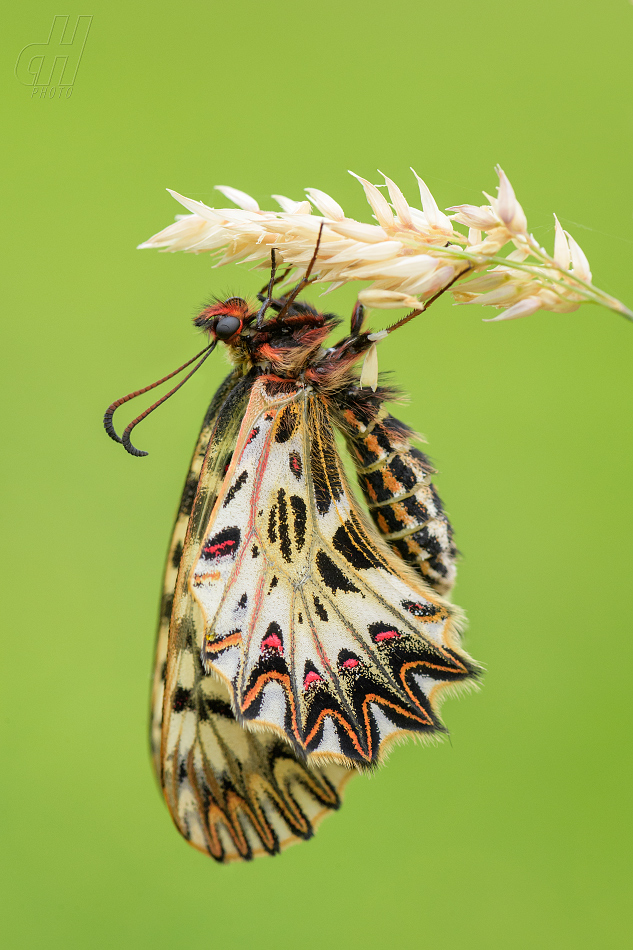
(268, 576, 278, 594)
(171, 540, 183, 569)
(275, 405, 300, 443)
(277, 489, 292, 562)
(316, 551, 360, 594)
(309, 430, 343, 515)
(223, 470, 248, 507)
(313, 594, 328, 622)
(261, 621, 283, 653)
(303, 660, 325, 690)
(332, 518, 383, 570)
(290, 494, 307, 552)
(337, 650, 361, 671)
(252, 543, 260, 558)
(205, 697, 236, 719)
(402, 599, 441, 618)
(238, 593, 248, 609)
(201, 526, 241, 561)
(368, 621, 401, 643)
(268, 505, 278, 543)
(312, 474, 332, 516)
(172, 686, 192, 712)
(289, 451, 302, 479)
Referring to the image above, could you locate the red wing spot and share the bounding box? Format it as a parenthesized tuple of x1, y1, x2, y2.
(289, 451, 303, 479)
(368, 621, 402, 643)
(245, 426, 260, 446)
(262, 633, 282, 652)
(375, 630, 400, 642)
(205, 539, 236, 558)
(303, 671, 323, 689)
(342, 658, 359, 670)
(201, 524, 241, 561)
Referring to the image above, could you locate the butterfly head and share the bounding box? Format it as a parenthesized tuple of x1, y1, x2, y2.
(194, 297, 251, 343)
(192, 293, 343, 376)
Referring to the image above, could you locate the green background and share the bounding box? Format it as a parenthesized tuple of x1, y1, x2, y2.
(3, 2, 632, 947)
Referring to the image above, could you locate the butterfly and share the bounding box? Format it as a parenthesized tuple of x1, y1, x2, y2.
(105, 244, 480, 863)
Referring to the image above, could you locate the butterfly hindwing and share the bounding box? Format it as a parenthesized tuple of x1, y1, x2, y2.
(191, 376, 479, 767)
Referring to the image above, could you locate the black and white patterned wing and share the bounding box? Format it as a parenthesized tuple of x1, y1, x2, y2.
(156, 372, 351, 863)
(189, 376, 480, 768)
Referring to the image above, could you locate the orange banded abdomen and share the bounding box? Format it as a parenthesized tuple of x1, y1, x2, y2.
(344, 408, 457, 596)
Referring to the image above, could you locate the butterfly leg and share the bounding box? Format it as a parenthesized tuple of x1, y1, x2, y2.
(256, 262, 292, 302)
(275, 222, 325, 322)
(350, 301, 366, 335)
(256, 248, 279, 328)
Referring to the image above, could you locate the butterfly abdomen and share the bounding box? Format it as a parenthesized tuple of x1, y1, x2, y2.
(340, 401, 458, 596)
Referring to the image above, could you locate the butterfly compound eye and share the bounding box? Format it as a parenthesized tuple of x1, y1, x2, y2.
(214, 315, 243, 340)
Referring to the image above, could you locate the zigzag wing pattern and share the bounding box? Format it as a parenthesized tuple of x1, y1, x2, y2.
(191, 376, 479, 767)
(158, 372, 350, 863)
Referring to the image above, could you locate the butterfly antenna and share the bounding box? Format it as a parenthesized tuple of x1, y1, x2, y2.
(120, 343, 217, 457)
(275, 222, 325, 322)
(104, 341, 216, 456)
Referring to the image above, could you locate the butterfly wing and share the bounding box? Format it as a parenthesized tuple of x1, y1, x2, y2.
(151, 369, 240, 776)
(156, 371, 351, 862)
(190, 376, 479, 768)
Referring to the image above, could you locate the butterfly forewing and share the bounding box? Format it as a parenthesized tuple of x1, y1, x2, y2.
(190, 376, 478, 768)
(151, 369, 240, 775)
(157, 372, 350, 862)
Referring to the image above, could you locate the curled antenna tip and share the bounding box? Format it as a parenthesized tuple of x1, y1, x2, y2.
(104, 341, 217, 458)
